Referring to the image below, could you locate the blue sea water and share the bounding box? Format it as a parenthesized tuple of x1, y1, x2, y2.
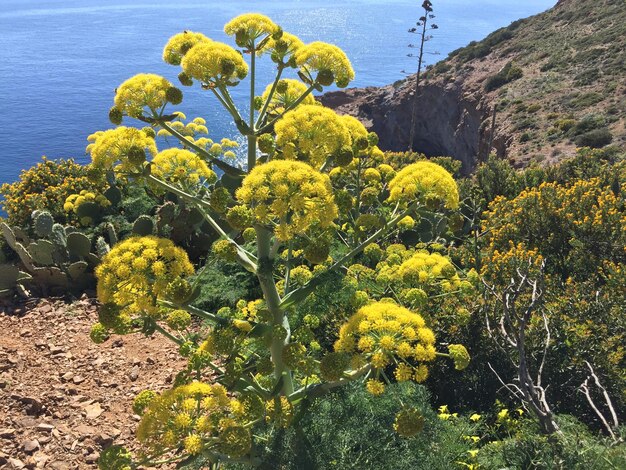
(0, 0, 556, 189)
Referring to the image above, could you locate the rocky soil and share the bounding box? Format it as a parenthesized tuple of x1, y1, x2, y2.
(0, 297, 186, 469)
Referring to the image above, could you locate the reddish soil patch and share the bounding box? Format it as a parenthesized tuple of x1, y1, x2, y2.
(0, 298, 185, 469)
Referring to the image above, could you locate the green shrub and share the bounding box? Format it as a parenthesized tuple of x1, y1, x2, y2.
(485, 62, 523, 92)
(575, 128, 613, 148)
(225, 383, 476, 470)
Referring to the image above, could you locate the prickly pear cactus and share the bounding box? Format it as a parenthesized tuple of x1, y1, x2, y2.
(32, 210, 54, 238)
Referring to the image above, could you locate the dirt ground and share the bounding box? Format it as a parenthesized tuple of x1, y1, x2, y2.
(0, 297, 186, 469)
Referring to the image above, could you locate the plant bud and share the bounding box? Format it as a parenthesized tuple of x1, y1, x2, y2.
(275, 80, 289, 94)
(367, 132, 379, 146)
(253, 96, 263, 110)
(108, 107, 123, 125)
(166, 86, 183, 105)
(178, 71, 193, 87)
(235, 30, 248, 47)
(220, 58, 236, 76)
(304, 239, 330, 264)
(179, 41, 194, 55)
(274, 39, 288, 54)
(127, 146, 146, 166)
(142, 127, 156, 139)
(334, 146, 354, 166)
(316, 69, 334, 86)
(257, 133, 275, 153)
(355, 136, 369, 150)
(271, 27, 283, 41)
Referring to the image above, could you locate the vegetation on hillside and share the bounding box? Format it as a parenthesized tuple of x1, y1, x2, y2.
(427, 0, 626, 164)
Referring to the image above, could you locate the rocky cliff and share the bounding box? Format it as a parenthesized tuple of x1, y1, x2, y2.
(321, 0, 626, 173)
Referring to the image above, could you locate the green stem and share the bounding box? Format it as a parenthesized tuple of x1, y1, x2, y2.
(211, 87, 242, 124)
(248, 47, 257, 171)
(255, 64, 284, 129)
(255, 226, 294, 395)
(157, 120, 244, 176)
(153, 323, 182, 345)
(256, 84, 316, 135)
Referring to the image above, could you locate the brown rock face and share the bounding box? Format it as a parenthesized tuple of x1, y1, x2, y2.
(320, 78, 484, 174)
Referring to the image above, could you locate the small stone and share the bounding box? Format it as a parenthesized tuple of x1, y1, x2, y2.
(8, 458, 25, 469)
(36, 423, 54, 432)
(22, 439, 39, 453)
(85, 403, 103, 419)
(95, 433, 113, 448)
(48, 345, 64, 355)
(129, 366, 139, 381)
(72, 375, 85, 385)
(0, 428, 16, 438)
(61, 372, 74, 382)
(85, 452, 99, 464)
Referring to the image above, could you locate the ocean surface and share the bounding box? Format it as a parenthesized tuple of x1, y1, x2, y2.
(0, 0, 556, 188)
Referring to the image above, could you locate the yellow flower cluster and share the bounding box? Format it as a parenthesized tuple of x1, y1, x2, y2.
(95, 236, 194, 320)
(163, 31, 211, 65)
(388, 160, 459, 209)
(150, 148, 217, 189)
(274, 105, 351, 167)
(224, 13, 280, 51)
(295, 41, 355, 88)
(265, 32, 304, 63)
(0, 158, 106, 226)
(113, 73, 176, 119)
(64, 189, 111, 213)
(181, 41, 248, 85)
(481, 242, 544, 285)
(235, 160, 338, 241)
(335, 301, 437, 389)
(137, 382, 251, 459)
(157, 115, 209, 138)
(87, 127, 157, 173)
(261, 79, 316, 116)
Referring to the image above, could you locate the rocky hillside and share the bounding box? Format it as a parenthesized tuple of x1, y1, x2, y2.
(321, 0, 626, 173)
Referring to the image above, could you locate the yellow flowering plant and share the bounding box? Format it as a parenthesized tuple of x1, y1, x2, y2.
(90, 13, 469, 468)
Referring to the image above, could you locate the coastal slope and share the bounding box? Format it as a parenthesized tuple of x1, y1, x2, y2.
(321, 0, 626, 172)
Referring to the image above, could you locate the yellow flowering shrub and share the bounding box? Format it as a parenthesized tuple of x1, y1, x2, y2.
(274, 104, 351, 167)
(87, 126, 157, 173)
(482, 177, 626, 279)
(0, 157, 107, 226)
(235, 160, 338, 240)
(295, 41, 355, 88)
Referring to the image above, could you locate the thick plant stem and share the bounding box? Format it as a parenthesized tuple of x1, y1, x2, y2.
(255, 226, 294, 395)
(248, 47, 257, 172)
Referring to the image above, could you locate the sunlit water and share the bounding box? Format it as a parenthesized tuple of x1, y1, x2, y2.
(0, 0, 555, 189)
